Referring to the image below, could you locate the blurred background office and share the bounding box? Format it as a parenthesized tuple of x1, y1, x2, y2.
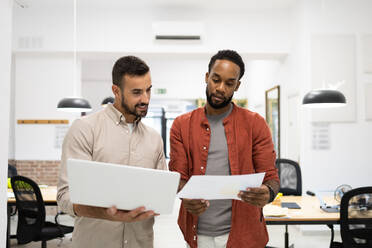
(1, 0, 372, 247)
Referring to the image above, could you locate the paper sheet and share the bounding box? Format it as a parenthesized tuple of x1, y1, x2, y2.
(177, 173, 265, 200)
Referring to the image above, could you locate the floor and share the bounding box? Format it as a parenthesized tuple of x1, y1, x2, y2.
(9, 199, 341, 248)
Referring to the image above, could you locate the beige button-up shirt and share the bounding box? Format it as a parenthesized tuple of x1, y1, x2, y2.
(57, 104, 167, 248)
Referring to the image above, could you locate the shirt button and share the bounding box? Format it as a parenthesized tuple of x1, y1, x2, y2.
(206, 127, 209, 131)
(203, 146, 206, 150)
(201, 166, 204, 170)
(124, 240, 128, 244)
(193, 225, 196, 229)
(193, 235, 197, 241)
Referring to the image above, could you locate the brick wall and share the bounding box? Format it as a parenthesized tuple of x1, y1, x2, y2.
(9, 160, 61, 186)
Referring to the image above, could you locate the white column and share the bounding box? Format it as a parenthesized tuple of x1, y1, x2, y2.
(0, 0, 13, 246)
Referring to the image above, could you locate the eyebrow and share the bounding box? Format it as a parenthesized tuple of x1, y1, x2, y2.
(131, 85, 152, 92)
(212, 73, 237, 81)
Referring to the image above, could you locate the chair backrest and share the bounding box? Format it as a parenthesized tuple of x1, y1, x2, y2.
(275, 158, 302, 196)
(11, 176, 45, 244)
(340, 186, 372, 247)
(8, 164, 18, 178)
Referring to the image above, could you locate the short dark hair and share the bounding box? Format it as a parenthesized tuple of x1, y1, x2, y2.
(112, 56, 149, 88)
(208, 50, 245, 79)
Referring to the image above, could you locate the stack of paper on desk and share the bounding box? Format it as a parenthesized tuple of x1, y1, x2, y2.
(263, 205, 289, 217)
(177, 173, 265, 200)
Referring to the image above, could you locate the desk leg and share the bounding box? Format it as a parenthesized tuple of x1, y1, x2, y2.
(285, 225, 290, 248)
(285, 225, 294, 248)
(327, 224, 335, 247)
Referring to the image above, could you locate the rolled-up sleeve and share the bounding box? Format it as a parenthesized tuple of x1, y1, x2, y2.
(168, 117, 189, 181)
(252, 114, 279, 183)
(57, 119, 93, 217)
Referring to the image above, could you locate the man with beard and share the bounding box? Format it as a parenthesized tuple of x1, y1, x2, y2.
(169, 50, 280, 248)
(57, 56, 166, 248)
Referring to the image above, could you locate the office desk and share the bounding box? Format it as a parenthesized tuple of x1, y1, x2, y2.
(7, 186, 58, 248)
(264, 195, 340, 248)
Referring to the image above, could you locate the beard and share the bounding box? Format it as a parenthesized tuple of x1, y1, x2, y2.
(121, 96, 148, 121)
(206, 87, 233, 109)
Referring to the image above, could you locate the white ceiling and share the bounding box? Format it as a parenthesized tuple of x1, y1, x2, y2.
(15, 0, 296, 11)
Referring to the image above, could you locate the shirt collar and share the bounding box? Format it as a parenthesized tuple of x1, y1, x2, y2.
(202, 102, 236, 126)
(105, 104, 126, 125)
(105, 104, 142, 127)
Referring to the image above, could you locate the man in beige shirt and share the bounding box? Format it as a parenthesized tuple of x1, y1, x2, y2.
(57, 56, 167, 248)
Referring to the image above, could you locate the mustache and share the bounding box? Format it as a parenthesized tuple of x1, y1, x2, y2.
(210, 93, 226, 100)
(135, 103, 148, 108)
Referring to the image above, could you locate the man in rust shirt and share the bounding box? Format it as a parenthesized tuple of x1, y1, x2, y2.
(169, 50, 279, 248)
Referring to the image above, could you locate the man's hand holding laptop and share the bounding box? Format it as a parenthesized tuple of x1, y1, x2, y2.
(73, 204, 158, 222)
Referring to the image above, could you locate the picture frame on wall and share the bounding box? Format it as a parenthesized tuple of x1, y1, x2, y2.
(265, 85, 280, 158)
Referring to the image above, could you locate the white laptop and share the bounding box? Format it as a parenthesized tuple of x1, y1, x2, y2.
(67, 159, 180, 214)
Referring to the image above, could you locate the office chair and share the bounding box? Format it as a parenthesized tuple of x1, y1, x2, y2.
(8, 164, 18, 178)
(274, 158, 302, 248)
(8, 164, 18, 216)
(330, 186, 372, 248)
(276, 159, 302, 196)
(10, 176, 73, 248)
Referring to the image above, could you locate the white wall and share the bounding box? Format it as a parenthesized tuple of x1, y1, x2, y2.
(14, 54, 81, 160)
(12, 3, 292, 160)
(242, 0, 372, 193)
(12, 4, 292, 54)
(297, 0, 372, 192)
(0, 0, 13, 246)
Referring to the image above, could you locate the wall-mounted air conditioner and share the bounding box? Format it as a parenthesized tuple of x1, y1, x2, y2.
(152, 21, 204, 40)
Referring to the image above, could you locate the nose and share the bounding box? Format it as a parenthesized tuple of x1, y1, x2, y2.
(216, 82, 226, 95)
(140, 91, 150, 104)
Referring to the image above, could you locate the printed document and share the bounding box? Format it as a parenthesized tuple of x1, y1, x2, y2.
(177, 173, 265, 200)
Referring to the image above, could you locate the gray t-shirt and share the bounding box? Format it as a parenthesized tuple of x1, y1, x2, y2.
(197, 104, 233, 237)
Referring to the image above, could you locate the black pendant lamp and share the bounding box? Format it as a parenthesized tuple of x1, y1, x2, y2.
(57, 97, 92, 112)
(57, 0, 92, 114)
(302, 89, 346, 108)
(101, 96, 114, 106)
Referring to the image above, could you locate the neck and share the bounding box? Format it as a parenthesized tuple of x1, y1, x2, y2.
(113, 102, 135, 123)
(205, 102, 232, 116)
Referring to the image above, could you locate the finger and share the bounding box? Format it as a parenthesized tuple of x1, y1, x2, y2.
(241, 193, 268, 202)
(106, 206, 118, 216)
(201, 200, 210, 207)
(240, 195, 267, 206)
(183, 199, 206, 206)
(244, 187, 267, 194)
(185, 203, 208, 212)
(127, 206, 146, 219)
(131, 210, 155, 222)
(183, 200, 208, 210)
(190, 206, 208, 215)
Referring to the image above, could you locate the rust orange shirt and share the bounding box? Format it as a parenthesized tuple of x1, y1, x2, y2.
(169, 103, 279, 248)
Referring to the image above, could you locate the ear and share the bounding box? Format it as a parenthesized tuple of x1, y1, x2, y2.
(205, 72, 209, 84)
(112, 85, 120, 98)
(234, 81, 241, 92)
